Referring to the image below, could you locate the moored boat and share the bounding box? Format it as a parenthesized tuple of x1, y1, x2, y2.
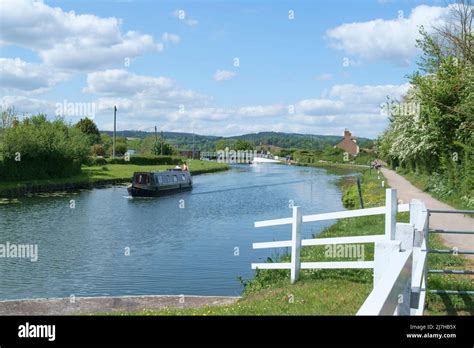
(127, 169, 192, 197)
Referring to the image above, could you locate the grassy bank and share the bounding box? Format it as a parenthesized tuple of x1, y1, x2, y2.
(394, 169, 473, 211)
(112, 167, 473, 316)
(0, 160, 228, 196)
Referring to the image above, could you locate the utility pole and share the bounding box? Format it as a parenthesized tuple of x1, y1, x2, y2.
(161, 130, 164, 155)
(192, 130, 195, 159)
(112, 105, 117, 158)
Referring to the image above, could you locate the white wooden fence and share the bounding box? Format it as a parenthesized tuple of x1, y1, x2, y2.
(252, 189, 429, 315)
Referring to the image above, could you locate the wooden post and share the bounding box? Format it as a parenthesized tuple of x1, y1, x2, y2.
(357, 177, 364, 209)
(374, 240, 400, 287)
(409, 200, 425, 247)
(396, 251, 413, 316)
(290, 206, 302, 284)
(385, 189, 397, 240)
(395, 222, 415, 315)
(395, 223, 415, 251)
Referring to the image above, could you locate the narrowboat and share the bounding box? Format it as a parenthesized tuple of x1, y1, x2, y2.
(127, 169, 192, 197)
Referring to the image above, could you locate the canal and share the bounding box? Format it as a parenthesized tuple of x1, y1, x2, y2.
(0, 164, 349, 300)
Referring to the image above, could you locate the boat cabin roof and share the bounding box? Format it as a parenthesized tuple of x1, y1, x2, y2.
(133, 169, 190, 176)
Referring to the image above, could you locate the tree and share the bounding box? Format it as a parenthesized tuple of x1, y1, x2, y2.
(378, 0, 473, 204)
(91, 144, 106, 157)
(75, 118, 101, 145)
(151, 137, 174, 156)
(416, 0, 473, 73)
(1, 115, 90, 180)
(0, 106, 17, 129)
(235, 139, 255, 151)
(215, 139, 235, 151)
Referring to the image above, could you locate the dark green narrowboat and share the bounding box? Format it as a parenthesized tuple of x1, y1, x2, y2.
(127, 169, 192, 197)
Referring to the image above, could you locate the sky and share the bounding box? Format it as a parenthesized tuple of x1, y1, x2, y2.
(0, 0, 453, 138)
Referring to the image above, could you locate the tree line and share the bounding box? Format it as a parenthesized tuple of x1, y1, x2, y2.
(377, 0, 473, 207)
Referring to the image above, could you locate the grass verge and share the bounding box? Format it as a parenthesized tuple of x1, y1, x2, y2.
(395, 169, 473, 211)
(0, 160, 228, 196)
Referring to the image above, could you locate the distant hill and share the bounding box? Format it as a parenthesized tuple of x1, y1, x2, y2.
(101, 130, 374, 151)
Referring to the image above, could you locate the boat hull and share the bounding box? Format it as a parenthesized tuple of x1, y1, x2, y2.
(127, 185, 192, 197)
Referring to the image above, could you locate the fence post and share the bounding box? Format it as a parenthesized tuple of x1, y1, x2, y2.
(374, 240, 401, 287)
(290, 206, 302, 284)
(409, 200, 425, 247)
(385, 189, 398, 240)
(394, 223, 414, 315)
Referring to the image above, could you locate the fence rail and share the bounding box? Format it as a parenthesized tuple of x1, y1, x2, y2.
(251, 189, 437, 315)
(423, 208, 474, 297)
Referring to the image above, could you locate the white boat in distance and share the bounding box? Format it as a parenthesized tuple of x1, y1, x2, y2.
(251, 157, 281, 164)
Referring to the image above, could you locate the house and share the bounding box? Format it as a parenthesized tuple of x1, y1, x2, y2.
(334, 129, 359, 155)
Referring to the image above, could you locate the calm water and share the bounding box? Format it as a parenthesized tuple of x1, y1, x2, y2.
(0, 164, 347, 300)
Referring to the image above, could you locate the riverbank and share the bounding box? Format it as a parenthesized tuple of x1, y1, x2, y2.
(114, 167, 473, 315)
(0, 295, 240, 315)
(0, 160, 228, 198)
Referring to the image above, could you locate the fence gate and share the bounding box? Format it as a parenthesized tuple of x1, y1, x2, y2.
(424, 209, 474, 295)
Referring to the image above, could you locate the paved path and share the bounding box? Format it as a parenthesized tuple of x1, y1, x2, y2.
(381, 168, 474, 260)
(0, 295, 240, 315)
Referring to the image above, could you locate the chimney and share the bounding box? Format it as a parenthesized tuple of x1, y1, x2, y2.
(344, 129, 351, 139)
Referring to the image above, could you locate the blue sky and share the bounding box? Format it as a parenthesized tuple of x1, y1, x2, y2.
(0, 0, 451, 138)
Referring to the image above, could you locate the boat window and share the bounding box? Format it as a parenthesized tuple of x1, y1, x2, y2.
(156, 175, 163, 184)
(181, 174, 186, 181)
(173, 175, 178, 182)
(135, 174, 149, 184)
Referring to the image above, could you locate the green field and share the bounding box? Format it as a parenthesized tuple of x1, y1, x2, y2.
(0, 160, 228, 195)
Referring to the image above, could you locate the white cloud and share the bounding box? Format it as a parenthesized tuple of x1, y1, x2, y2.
(82, 69, 212, 125)
(0, 58, 69, 93)
(0, 0, 163, 71)
(84, 69, 209, 107)
(161, 32, 181, 44)
(296, 99, 345, 115)
(84, 69, 174, 95)
(327, 83, 410, 104)
(1, 95, 57, 116)
(237, 105, 285, 117)
(2, 65, 411, 138)
(326, 5, 450, 64)
(213, 69, 237, 81)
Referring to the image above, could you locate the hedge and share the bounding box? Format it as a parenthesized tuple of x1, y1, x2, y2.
(0, 157, 82, 181)
(106, 155, 183, 165)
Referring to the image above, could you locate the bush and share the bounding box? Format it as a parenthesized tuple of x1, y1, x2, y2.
(0, 115, 89, 180)
(107, 155, 183, 165)
(342, 184, 359, 209)
(91, 144, 106, 157)
(84, 157, 108, 166)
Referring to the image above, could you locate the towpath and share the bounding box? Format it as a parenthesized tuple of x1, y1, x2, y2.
(381, 167, 473, 260)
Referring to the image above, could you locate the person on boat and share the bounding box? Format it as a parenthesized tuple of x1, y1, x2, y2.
(182, 163, 189, 171)
(175, 165, 181, 170)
